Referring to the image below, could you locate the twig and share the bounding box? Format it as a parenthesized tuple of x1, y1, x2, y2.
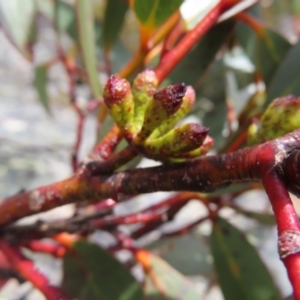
(2, 204, 167, 239)
(60, 52, 86, 172)
(22, 240, 66, 258)
(132, 192, 207, 239)
(162, 215, 209, 237)
(87, 124, 123, 162)
(0, 240, 70, 300)
(86, 146, 138, 175)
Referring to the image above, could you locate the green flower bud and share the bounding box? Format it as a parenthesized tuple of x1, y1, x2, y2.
(132, 69, 158, 130)
(247, 119, 261, 145)
(149, 86, 196, 139)
(172, 135, 214, 159)
(142, 123, 209, 160)
(135, 83, 186, 142)
(248, 95, 300, 144)
(238, 90, 266, 127)
(103, 75, 135, 137)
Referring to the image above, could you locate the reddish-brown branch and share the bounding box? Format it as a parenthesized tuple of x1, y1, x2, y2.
(132, 192, 207, 239)
(160, 18, 185, 59)
(92, 210, 167, 230)
(0, 240, 70, 300)
(86, 146, 138, 175)
(163, 215, 209, 237)
(1, 130, 300, 229)
(5, 194, 199, 239)
(154, 1, 237, 83)
(87, 124, 123, 162)
(22, 240, 66, 258)
(224, 126, 248, 153)
(82, 124, 128, 175)
(60, 53, 86, 172)
(262, 174, 300, 300)
(3, 209, 168, 239)
(71, 107, 85, 171)
(0, 146, 257, 226)
(235, 12, 265, 36)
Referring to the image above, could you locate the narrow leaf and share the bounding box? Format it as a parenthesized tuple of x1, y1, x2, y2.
(136, 249, 202, 299)
(102, 0, 128, 51)
(62, 241, 143, 300)
(235, 22, 291, 88)
(147, 234, 212, 276)
(210, 217, 281, 300)
(235, 208, 275, 226)
(266, 40, 300, 104)
(38, 0, 79, 41)
(169, 20, 234, 85)
(75, 0, 102, 98)
(0, 0, 36, 60)
(55, 0, 77, 40)
(33, 65, 50, 113)
(132, 0, 183, 30)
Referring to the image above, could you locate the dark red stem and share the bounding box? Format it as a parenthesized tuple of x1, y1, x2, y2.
(22, 240, 66, 258)
(61, 52, 86, 172)
(0, 240, 70, 300)
(86, 146, 138, 175)
(262, 174, 300, 300)
(132, 192, 207, 239)
(86, 124, 123, 162)
(154, 1, 231, 83)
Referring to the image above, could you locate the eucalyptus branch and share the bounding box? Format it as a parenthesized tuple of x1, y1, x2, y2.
(86, 146, 138, 175)
(1, 130, 300, 228)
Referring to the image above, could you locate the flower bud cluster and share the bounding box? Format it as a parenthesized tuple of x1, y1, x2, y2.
(248, 95, 300, 145)
(103, 69, 212, 161)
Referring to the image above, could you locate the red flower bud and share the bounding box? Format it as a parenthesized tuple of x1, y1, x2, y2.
(153, 83, 186, 116)
(103, 75, 131, 108)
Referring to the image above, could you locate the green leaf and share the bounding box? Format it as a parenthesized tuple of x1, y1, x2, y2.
(55, 0, 77, 40)
(111, 40, 132, 73)
(102, 0, 128, 51)
(37, 0, 53, 18)
(132, 0, 183, 29)
(75, 0, 102, 98)
(147, 233, 212, 276)
(210, 217, 281, 300)
(266, 40, 300, 104)
(197, 59, 227, 148)
(0, 0, 37, 60)
(136, 250, 202, 299)
(39, 0, 77, 40)
(234, 208, 275, 226)
(169, 20, 235, 85)
(235, 22, 291, 88)
(33, 65, 50, 113)
(62, 241, 143, 300)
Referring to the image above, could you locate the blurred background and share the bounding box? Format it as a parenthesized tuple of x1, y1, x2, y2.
(0, 0, 300, 299)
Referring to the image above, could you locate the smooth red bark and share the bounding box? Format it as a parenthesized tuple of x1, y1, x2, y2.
(0, 240, 70, 300)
